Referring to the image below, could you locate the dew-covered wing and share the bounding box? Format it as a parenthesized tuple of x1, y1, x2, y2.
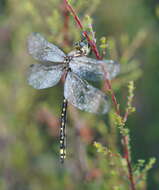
(69, 56, 120, 81)
(27, 33, 66, 62)
(27, 63, 64, 89)
(64, 72, 110, 114)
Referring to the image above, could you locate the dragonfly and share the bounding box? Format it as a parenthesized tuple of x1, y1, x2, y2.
(27, 32, 120, 163)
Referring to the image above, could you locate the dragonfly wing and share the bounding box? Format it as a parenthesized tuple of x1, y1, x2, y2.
(27, 63, 64, 89)
(64, 72, 110, 114)
(27, 33, 66, 62)
(69, 57, 120, 81)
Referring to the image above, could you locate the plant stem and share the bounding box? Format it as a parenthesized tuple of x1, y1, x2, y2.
(123, 136, 136, 190)
(64, 0, 102, 59)
(63, 1, 136, 190)
(61, 1, 70, 46)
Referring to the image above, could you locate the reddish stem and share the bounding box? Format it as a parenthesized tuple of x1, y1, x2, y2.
(104, 78, 120, 115)
(64, 0, 102, 60)
(82, 31, 102, 60)
(64, 0, 83, 29)
(123, 136, 136, 190)
(63, 1, 136, 190)
(123, 109, 129, 123)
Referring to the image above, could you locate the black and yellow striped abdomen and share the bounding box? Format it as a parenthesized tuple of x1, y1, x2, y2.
(60, 98, 68, 163)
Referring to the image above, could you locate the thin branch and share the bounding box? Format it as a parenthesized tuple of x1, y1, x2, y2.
(64, 0, 102, 60)
(61, 2, 70, 46)
(123, 136, 136, 190)
(63, 1, 136, 190)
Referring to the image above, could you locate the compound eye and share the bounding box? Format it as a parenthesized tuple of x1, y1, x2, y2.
(79, 42, 85, 47)
(74, 42, 79, 47)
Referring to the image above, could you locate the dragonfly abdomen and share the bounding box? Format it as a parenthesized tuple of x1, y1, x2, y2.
(60, 98, 68, 163)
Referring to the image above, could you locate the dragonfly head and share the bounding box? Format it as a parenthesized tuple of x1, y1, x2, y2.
(67, 34, 91, 58)
(74, 39, 91, 56)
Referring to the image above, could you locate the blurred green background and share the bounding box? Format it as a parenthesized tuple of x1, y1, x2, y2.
(0, 0, 159, 189)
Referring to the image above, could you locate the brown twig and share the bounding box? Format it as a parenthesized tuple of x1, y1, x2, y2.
(63, 1, 136, 190)
(61, 1, 70, 46)
(123, 136, 136, 190)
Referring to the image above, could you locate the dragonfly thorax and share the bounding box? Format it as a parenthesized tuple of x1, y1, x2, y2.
(63, 56, 72, 72)
(64, 56, 72, 63)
